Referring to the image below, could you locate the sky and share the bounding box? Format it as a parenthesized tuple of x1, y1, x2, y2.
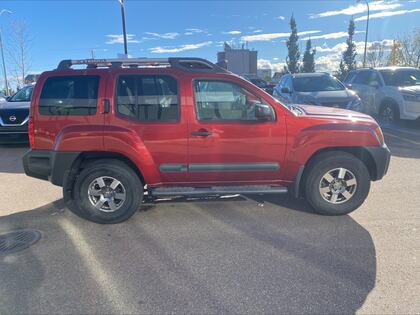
(0, 0, 419, 77)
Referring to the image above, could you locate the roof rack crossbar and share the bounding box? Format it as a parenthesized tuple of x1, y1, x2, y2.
(56, 57, 229, 73)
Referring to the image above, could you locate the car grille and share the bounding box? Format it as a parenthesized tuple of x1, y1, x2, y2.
(0, 108, 29, 126)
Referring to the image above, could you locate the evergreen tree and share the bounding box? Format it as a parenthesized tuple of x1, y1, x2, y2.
(337, 18, 357, 80)
(286, 14, 300, 73)
(301, 39, 316, 72)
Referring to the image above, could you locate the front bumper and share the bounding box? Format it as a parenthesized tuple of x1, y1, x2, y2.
(364, 144, 391, 180)
(0, 125, 28, 143)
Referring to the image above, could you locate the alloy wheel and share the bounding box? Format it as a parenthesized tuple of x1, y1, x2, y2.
(87, 176, 126, 212)
(319, 168, 357, 204)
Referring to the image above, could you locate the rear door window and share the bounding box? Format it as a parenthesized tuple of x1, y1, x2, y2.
(116, 75, 179, 121)
(39, 75, 99, 115)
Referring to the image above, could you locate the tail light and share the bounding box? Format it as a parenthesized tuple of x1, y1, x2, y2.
(374, 126, 384, 145)
(28, 109, 35, 148)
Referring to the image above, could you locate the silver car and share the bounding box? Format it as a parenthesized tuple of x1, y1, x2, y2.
(273, 73, 364, 112)
(344, 67, 420, 123)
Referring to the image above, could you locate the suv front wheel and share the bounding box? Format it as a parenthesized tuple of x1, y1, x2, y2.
(72, 159, 143, 224)
(304, 152, 370, 215)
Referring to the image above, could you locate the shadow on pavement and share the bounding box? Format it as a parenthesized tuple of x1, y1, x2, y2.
(383, 127, 420, 159)
(0, 144, 28, 174)
(0, 196, 376, 314)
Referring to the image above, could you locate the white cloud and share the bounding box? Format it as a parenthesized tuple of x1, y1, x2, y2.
(184, 28, 205, 35)
(355, 8, 420, 21)
(314, 39, 394, 72)
(311, 0, 402, 18)
(105, 34, 139, 44)
(258, 59, 286, 72)
(149, 41, 212, 53)
(302, 31, 364, 41)
(223, 30, 242, 35)
(242, 30, 320, 42)
(144, 32, 179, 39)
(253, 29, 263, 33)
(277, 16, 285, 20)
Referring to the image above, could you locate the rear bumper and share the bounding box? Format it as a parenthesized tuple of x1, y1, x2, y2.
(364, 144, 391, 180)
(23, 150, 80, 186)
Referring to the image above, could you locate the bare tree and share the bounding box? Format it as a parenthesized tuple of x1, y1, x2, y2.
(388, 40, 404, 66)
(398, 29, 420, 67)
(6, 20, 32, 88)
(366, 41, 388, 67)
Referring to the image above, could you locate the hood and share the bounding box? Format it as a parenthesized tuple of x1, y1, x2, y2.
(398, 86, 420, 95)
(295, 104, 374, 122)
(295, 89, 357, 108)
(0, 100, 30, 110)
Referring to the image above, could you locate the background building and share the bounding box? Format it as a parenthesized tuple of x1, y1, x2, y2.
(217, 42, 257, 76)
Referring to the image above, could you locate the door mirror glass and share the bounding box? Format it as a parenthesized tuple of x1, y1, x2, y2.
(254, 103, 275, 121)
(281, 87, 291, 94)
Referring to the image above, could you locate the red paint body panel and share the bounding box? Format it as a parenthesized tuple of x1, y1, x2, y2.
(29, 66, 382, 188)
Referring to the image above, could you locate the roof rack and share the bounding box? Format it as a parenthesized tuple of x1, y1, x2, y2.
(56, 57, 229, 73)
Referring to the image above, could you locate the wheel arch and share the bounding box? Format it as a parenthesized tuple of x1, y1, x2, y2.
(294, 146, 377, 198)
(63, 151, 146, 198)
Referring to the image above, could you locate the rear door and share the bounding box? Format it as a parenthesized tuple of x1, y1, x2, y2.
(106, 71, 188, 183)
(187, 78, 287, 184)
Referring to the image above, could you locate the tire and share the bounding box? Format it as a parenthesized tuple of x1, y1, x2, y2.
(72, 159, 143, 224)
(379, 102, 399, 125)
(303, 152, 370, 216)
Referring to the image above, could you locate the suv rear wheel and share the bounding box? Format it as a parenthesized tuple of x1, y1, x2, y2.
(73, 159, 143, 224)
(379, 102, 399, 125)
(304, 152, 370, 215)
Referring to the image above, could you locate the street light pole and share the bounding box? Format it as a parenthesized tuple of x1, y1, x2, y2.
(360, 0, 370, 68)
(0, 29, 9, 96)
(119, 0, 128, 56)
(0, 9, 11, 96)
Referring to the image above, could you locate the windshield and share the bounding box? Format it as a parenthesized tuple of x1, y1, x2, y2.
(379, 69, 420, 87)
(293, 75, 345, 92)
(10, 86, 34, 102)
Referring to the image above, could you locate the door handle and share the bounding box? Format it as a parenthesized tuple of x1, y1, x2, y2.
(191, 129, 212, 137)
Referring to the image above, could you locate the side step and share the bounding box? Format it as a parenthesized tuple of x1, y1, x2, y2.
(150, 185, 288, 197)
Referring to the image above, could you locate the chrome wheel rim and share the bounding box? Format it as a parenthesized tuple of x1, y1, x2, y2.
(380, 105, 394, 124)
(319, 168, 357, 204)
(88, 176, 126, 212)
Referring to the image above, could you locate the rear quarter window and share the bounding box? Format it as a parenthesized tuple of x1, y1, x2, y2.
(39, 75, 99, 116)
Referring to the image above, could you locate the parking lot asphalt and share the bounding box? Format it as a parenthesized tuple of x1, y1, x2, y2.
(0, 123, 419, 314)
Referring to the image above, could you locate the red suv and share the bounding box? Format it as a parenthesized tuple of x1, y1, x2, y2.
(23, 58, 390, 223)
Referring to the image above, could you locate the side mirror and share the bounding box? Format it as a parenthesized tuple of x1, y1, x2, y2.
(281, 87, 291, 94)
(370, 81, 380, 89)
(345, 83, 353, 90)
(255, 103, 275, 121)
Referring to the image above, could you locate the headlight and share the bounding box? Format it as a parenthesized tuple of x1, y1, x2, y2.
(347, 98, 363, 111)
(402, 93, 418, 102)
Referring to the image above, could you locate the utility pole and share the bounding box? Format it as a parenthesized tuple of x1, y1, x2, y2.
(119, 0, 128, 56)
(0, 29, 8, 95)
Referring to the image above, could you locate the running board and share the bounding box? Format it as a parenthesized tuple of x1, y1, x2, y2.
(150, 185, 288, 197)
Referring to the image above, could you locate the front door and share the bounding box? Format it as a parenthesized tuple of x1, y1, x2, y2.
(187, 79, 287, 184)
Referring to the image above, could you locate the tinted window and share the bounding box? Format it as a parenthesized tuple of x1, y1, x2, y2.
(353, 71, 380, 86)
(10, 85, 33, 102)
(39, 76, 99, 115)
(194, 80, 274, 121)
(344, 71, 357, 83)
(379, 69, 420, 86)
(116, 75, 179, 121)
(293, 75, 345, 92)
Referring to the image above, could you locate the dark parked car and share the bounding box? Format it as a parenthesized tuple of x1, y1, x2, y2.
(273, 73, 364, 112)
(245, 77, 275, 95)
(0, 84, 34, 143)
